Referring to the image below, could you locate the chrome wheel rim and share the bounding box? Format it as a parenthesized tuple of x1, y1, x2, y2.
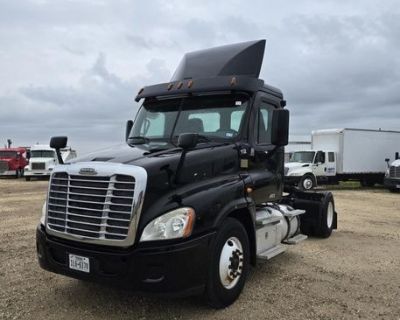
(219, 237, 243, 289)
(303, 178, 313, 190)
(327, 201, 334, 228)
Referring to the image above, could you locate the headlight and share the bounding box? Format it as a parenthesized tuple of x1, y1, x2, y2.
(40, 201, 46, 226)
(140, 207, 195, 242)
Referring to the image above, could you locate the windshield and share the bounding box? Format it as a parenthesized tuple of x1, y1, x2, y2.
(31, 150, 55, 158)
(289, 151, 315, 163)
(129, 94, 249, 148)
(0, 151, 17, 158)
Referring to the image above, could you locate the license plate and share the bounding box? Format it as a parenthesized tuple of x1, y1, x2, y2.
(397, 185, 400, 189)
(69, 254, 90, 273)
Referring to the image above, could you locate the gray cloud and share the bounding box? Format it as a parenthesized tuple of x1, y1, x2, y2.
(0, 0, 399, 153)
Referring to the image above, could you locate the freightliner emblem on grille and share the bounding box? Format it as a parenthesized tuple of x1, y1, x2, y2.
(79, 167, 98, 175)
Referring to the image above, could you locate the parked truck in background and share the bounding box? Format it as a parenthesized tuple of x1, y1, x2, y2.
(25, 144, 77, 181)
(36, 40, 337, 308)
(0, 147, 28, 178)
(384, 152, 400, 192)
(285, 128, 400, 190)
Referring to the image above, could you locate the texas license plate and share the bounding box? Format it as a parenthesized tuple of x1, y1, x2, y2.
(69, 254, 90, 273)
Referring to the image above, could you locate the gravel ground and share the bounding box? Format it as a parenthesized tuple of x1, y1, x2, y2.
(0, 179, 399, 320)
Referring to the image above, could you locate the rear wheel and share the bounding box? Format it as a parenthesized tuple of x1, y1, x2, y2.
(25, 177, 31, 181)
(314, 192, 335, 238)
(205, 218, 250, 309)
(15, 170, 19, 178)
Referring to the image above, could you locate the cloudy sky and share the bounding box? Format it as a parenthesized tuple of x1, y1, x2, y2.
(1, 0, 400, 153)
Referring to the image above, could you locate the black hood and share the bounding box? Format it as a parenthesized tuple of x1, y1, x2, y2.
(69, 144, 182, 166)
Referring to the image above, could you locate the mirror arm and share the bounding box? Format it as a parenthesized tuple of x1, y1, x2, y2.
(55, 149, 64, 164)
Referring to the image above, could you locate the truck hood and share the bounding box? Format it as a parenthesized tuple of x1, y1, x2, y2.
(391, 159, 400, 167)
(285, 162, 311, 169)
(69, 143, 176, 165)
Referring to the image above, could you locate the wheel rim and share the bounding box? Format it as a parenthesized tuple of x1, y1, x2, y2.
(327, 201, 334, 228)
(303, 178, 313, 190)
(219, 237, 243, 289)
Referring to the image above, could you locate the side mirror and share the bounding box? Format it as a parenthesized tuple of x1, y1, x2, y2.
(271, 109, 289, 146)
(385, 158, 390, 163)
(125, 120, 133, 142)
(50, 136, 67, 149)
(178, 133, 198, 150)
(50, 136, 68, 164)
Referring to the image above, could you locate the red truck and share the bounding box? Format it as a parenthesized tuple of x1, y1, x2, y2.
(0, 147, 29, 178)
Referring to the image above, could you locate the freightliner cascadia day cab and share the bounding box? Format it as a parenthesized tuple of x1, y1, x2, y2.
(25, 144, 77, 181)
(36, 40, 338, 308)
(0, 147, 28, 178)
(285, 128, 400, 190)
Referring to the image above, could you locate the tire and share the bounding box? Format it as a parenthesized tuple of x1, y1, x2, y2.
(389, 188, 399, 193)
(25, 177, 31, 181)
(314, 192, 335, 238)
(360, 178, 375, 187)
(20, 169, 24, 177)
(205, 218, 250, 309)
(299, 174, 316, 190)
(15, 170, 19, 179)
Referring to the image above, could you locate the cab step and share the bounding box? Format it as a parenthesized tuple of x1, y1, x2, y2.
(283, 233, 308, 245)
(257, 245, 286, 260)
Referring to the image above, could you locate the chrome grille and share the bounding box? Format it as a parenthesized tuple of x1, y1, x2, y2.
(389, 166, 400, 178)
(0, 161, 8, 173)
(32, 162, 46, 170)
(47, 172, 135, 241)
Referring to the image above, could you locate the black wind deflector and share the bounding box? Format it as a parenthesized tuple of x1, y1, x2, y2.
(171, 40, 266, 81)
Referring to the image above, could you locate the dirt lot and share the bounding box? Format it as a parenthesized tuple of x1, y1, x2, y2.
(0, 179, 399, 320)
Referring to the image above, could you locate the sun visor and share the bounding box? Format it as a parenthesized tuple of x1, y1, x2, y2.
(171, 40, 266, 81)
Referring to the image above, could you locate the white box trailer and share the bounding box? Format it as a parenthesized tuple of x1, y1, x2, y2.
(312, 128, 400, 174)
(285, 128, 400, 189)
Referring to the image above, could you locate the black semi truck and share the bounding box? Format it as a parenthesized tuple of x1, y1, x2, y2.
(36, 40, 337, 308)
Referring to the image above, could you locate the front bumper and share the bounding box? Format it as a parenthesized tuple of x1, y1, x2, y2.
(36, 225, 214, 297)
(0, 170, 16, 176)
(25, 170, 51, 177)
(284, 176, 301, 185)
(384, 177, 400, 189)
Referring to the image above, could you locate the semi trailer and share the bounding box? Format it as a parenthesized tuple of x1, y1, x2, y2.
(25, 144, 77, 180)
(0, 147, 28, 178)
(285, 128, 400, 190)
(36, 40, 337, 308)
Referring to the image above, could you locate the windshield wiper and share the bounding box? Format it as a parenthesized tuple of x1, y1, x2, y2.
(128, 136, 150, 144)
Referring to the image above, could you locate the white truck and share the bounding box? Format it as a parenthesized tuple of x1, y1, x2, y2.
(25, 144, 77, 181)
(285, 128, 400, 190)
(384, 152, 400, 192)
(284, 137, 311, 162)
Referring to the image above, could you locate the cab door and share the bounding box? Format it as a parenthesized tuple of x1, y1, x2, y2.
(246, 93, 283, 204)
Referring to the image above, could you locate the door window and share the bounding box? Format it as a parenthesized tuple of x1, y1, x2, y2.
(256, 103, 272, 144)
(328, 152, 335, 162)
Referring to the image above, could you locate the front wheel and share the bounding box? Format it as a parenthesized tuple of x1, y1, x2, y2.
(299, 174, 316, 190)
(205, 218, 250, 309)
